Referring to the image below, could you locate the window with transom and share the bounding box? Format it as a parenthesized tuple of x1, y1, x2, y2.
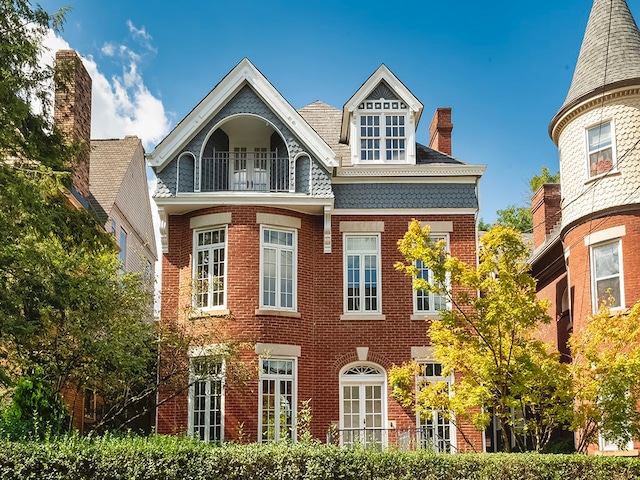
(193, 226, 227, 309)
(261, 227, 296, 310)
(344, 234, 381, 314)
(189, 356, 224, 443)
(357, 99, 408, 163)
(259, 358, 296, 442)
(417, 361, 454, 453)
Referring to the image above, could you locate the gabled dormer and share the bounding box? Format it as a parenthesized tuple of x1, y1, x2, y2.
(340, 65, 423, 166)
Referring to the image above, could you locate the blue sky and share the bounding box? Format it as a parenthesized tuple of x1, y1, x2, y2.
(38, 0, 630, 223)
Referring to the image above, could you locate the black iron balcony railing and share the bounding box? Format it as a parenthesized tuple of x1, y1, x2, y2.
(327, 427, 456, 453)
(200, 152, 289, 192)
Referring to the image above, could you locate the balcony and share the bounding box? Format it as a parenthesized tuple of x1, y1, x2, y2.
(327, 427, 455, 452)
(200, 152, 289, 193)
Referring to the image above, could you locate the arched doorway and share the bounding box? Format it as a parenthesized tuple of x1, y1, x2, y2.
(339, 362, 387, 448)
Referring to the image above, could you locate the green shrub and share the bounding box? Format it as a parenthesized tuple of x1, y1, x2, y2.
(0, 436, 640, 479)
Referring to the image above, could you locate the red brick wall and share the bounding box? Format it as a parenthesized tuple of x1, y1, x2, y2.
(156, 207, 482, 451)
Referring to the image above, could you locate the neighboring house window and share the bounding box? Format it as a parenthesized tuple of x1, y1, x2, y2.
(344, 234, 381, 314)
(358, 100, 407, 163)
(84, 388, 97, 422)
(591, 240, 623, 310)
(261, 227, 296, 310)
(119, 228, 127, 268)
(414, 235, 449, 314)
(110, 219, 117, 237)
(259, 358, 296, 442)
(189, 356, 224, 443)
(417, 361, 454, 453)
(194, 227, 227, 309)
(587, 121, 615, 178)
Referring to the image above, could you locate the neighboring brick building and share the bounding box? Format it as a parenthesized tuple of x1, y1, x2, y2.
(148, 59, 485, 451)
(532, 0, 640, 454)
(54, 50, 158, 433)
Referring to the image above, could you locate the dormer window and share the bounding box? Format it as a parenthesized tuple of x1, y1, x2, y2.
(357, 100, 409, 163)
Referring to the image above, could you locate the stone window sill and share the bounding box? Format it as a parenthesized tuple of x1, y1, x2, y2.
(255, 308, 301, 318)
(340, 313, 386, 321)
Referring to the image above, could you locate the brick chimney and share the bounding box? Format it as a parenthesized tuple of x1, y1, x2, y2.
(531, 183, 561, 249)
(428, 107, 453, 156)
(54, 50, 92, 201)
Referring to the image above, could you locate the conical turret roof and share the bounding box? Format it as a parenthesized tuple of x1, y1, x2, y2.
(560, 0, 640, 112)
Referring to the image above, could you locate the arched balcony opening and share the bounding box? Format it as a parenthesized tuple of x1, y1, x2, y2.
(200, 115, 290, 192)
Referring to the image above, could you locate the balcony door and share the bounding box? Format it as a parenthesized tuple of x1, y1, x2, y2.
(340, 363, 387, 449)
(231, 147, 269, 191)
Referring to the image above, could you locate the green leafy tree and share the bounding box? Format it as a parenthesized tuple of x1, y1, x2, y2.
(495, 205, 533, 233)
(393, 221, 574, 452)
(569, 301, 640, 453)
(494, 166, 560, 233)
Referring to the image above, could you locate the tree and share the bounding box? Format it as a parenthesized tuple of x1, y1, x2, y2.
(0, 1, 159, 434)
(569, 301, 640, 453)
(392, 221, 574, 452)
(495, 205, 533, 233)
(494, 166, 560, 233)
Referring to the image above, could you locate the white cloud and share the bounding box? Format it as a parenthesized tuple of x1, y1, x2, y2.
(41, 29, 171, 151)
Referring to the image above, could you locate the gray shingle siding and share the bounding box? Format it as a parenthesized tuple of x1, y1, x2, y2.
(332, 183, 478, 209)
(154, 85, 331, 198)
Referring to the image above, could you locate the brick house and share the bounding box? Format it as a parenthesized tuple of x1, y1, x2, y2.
(532, 0, 640, 454)
(149, 59, 485, 451)
(54, 50, 158, 432)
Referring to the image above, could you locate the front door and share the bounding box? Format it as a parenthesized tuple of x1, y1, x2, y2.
(340, 363, 386, 449)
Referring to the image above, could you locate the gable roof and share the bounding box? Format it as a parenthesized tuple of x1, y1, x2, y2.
(554, 0, 640, 122)
(147, 58, 337, 171)
(340, 64, 423, 143)
(89, 136, 158, 259)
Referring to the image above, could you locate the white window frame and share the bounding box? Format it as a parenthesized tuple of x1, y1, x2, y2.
(343, 233, 382, 315)
(193, 225, 228, 311)
(590, 239, 624, 312)
(586, 120, 616, 179)
(354, 100, 413, 165)
(259, 226, 297, 311)
(416, 360, 456, 453)
(413, 234, 450, 315)
(188, 355, 225, 443)
(258, 357, 297, 442)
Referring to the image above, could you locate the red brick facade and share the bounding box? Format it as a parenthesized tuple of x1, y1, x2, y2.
(156, 206, 482, 451)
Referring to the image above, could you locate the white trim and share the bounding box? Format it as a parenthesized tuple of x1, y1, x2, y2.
(255, 343, 301, 357)
(257, 356, 297, 442)
(148, 58, 337, 171)
(334, 165, 486, 179)
(190, 212, 232, 229)
(343, 232, 382, 315)
(584, 225, 626, 246)
(192, 225, 228, 311)
(334, 208, 478, 216)
(339, 221, 385, 233)
(340, 64, 423, 143)
(590, 239, 625, 312)
(256, 212, 301, 229)
(259, 225, 297, 312)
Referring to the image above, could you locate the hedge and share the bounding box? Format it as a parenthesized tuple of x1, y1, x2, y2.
(0, 435, 640, 480)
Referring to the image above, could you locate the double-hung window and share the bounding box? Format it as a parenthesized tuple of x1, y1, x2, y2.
(189, 356, 224, 443)
(261, 227, 296, 311)
(194, 227, 227, 309)
(587, 121, 615, 178)
(358, 100, 408, 163)
(591, 240, 624, 310)
(414, 235, 449, 315)
(344, 234, 381, 314)
(259, 358, 296, 442)
(417, 361, 454, 453)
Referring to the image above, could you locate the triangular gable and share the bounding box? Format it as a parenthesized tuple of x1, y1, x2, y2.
(340, 64, 423, 143)
(147, 58, 337, 171)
